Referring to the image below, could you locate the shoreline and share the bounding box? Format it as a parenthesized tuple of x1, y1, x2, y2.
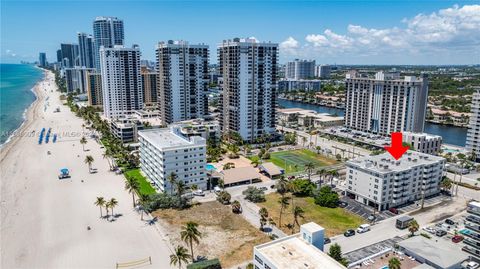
(0, 68, 47, 162)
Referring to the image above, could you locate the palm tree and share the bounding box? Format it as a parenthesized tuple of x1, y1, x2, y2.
(316, 168, 327, 188)
(408, 220, 419, 236)
(80, 136, 87, 151)
(302, 136, 307, 148)
(440, 177, 452, 193)
(137, 194, 150, 220)
(125, 176, 140, 207)
(259, 207, 269, 232)
(315, 146, 321, 154)
(175, 180, 187, 199)
(170, 245, 191, 269)
(218, 179, 225, 190)
(305, 162, 315, 181)
(84, 155, 94, 172)
(94, 197, 106, 218)
(291, 206, 305, 234)
(168, 172, 177, 195)
(107, 198, 118, 218)
(190, 184, 198, 192)
(231, 200, 242, 214)
(180, 221, 202, 262)
(328, 170, 339, 187)
(278, 196, 290, 228)
(388, 257, 401, 269)
(276, 176, 289, 196)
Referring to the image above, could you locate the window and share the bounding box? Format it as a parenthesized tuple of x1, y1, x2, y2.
(254, 255, 263, 265)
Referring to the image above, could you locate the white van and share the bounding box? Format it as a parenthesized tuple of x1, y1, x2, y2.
(357, 224, 371, 233)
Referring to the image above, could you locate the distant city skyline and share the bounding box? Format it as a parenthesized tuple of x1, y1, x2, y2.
(1, 1, 479, 65)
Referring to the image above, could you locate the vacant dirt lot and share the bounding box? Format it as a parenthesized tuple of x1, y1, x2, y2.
(152, 201, 270, 268)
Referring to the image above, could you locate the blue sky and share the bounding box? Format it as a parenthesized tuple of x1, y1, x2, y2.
(1, 0, 479, 64)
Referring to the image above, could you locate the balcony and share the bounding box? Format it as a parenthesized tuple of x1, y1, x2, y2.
(462, 246, 480, 258)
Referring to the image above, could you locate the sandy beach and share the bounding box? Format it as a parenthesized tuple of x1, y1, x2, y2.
(1, 70, 173, 268)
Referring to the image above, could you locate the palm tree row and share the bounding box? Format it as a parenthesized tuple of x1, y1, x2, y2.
(94, 197, 118, 219)
(275, 176, 306, 234)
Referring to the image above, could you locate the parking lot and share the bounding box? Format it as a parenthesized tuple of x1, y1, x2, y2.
(340, 196, 395, 222)
(338, 192, 450, 222)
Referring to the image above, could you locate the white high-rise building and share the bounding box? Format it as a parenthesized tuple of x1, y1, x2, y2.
(93, 16, 124, 70)
(156, 40, 209, 124)
(65, 67, 95, 93)
(100, 45, 143, 118)
(77, 32, 95, 68)
(466, 88, 480, 162)
(285, 59, 315, 80)
(316, 64, 331, 79)
(218, 38, 278, 142)
(139, 126, 207, 193)
(345, 71, 428, 135)
(346, 151, 445, 211)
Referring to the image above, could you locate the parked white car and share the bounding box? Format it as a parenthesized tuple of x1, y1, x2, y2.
(357, 224, 371, 233)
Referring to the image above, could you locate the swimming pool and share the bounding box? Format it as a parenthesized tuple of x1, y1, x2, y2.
(206, 164, 216, 171)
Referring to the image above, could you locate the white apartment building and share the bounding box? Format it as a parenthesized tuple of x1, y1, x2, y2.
(218, 38, 278, 142)
(285, 59, 315, 80)
(316, 64, 331, 79)
(93, 16, 124, 70)
(466, 88, 480, 162)
(65, 67, 95, 93)
(138, 126, 207, 193)
(402, 132, 442, 155)
(278, 79, 321, 92)
(346, 151, 445, 211)
(156, 40, 209, 124)
(100, 45, 143, 118)
(253, 222, 345, 269)
(345, 71, 428, 136)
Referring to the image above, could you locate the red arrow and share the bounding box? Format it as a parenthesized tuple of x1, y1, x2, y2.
(384, 132, 409, 160)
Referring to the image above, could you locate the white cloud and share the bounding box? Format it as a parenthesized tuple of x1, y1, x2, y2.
(279, 36, 299, 54)
(280, 4, 480, 63)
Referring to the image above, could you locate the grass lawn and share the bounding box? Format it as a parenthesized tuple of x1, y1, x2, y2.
(152, 201, 270, 267)
(258, 192, 363, 237)
(124, 169, 156, 196)
(269, 149, 337, 173)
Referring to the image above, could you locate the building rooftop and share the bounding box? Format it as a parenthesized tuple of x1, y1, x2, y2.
(259, 162, 283, 176)
(138, 126, 205, 150)
(403, 132, 442, 140)
(398, 235, 469, 269)
(346, 151, 445, 173)
(221, 167, 260, 185)
(255, 234, 345, 269)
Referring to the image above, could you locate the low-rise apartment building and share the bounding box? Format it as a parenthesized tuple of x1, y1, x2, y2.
(253, 222, 345, 269)
(139, 126, 207, 193)
(402, 132, 442, 155)
(277, 108, 343, 129)
(346, 151, 445, 211)
(174, 119, 220, 141)
(278, 79, 321, 92)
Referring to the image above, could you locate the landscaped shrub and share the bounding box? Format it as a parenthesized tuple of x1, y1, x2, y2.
(242, 186, 266, 203)
(290, 178, 316, 196)
(313, 186, 339, 208)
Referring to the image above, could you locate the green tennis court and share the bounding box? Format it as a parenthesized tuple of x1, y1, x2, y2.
(270, 149, 337, 173)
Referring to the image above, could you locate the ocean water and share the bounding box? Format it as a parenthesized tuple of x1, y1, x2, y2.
(0, 64, 44, 145)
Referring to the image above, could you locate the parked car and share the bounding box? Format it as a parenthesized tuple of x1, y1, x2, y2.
(452, 235, 464, 243)
(464, 261, 479, 269)
(214, 186, 222, 193)
(445, 218, 455, 225)
(324, 237, 331, 244)
(344, 229, 355, 237)
(338, 201, 348, 208)
(423, 227, 436, 234)
(193, 190, 205, 196)
(259, 187, 268, 191)
(367, 214, 376, 221)
(436, 229, 447, 237)
(357, 224, 371, 233)
(389, 208, 399, 214)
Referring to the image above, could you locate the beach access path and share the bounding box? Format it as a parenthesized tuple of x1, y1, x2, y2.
(0, 70, 173, 269)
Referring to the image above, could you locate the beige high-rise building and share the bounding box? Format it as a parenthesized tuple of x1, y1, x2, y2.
(141, 66, 158, 109)
(86, 72, 102, 108)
